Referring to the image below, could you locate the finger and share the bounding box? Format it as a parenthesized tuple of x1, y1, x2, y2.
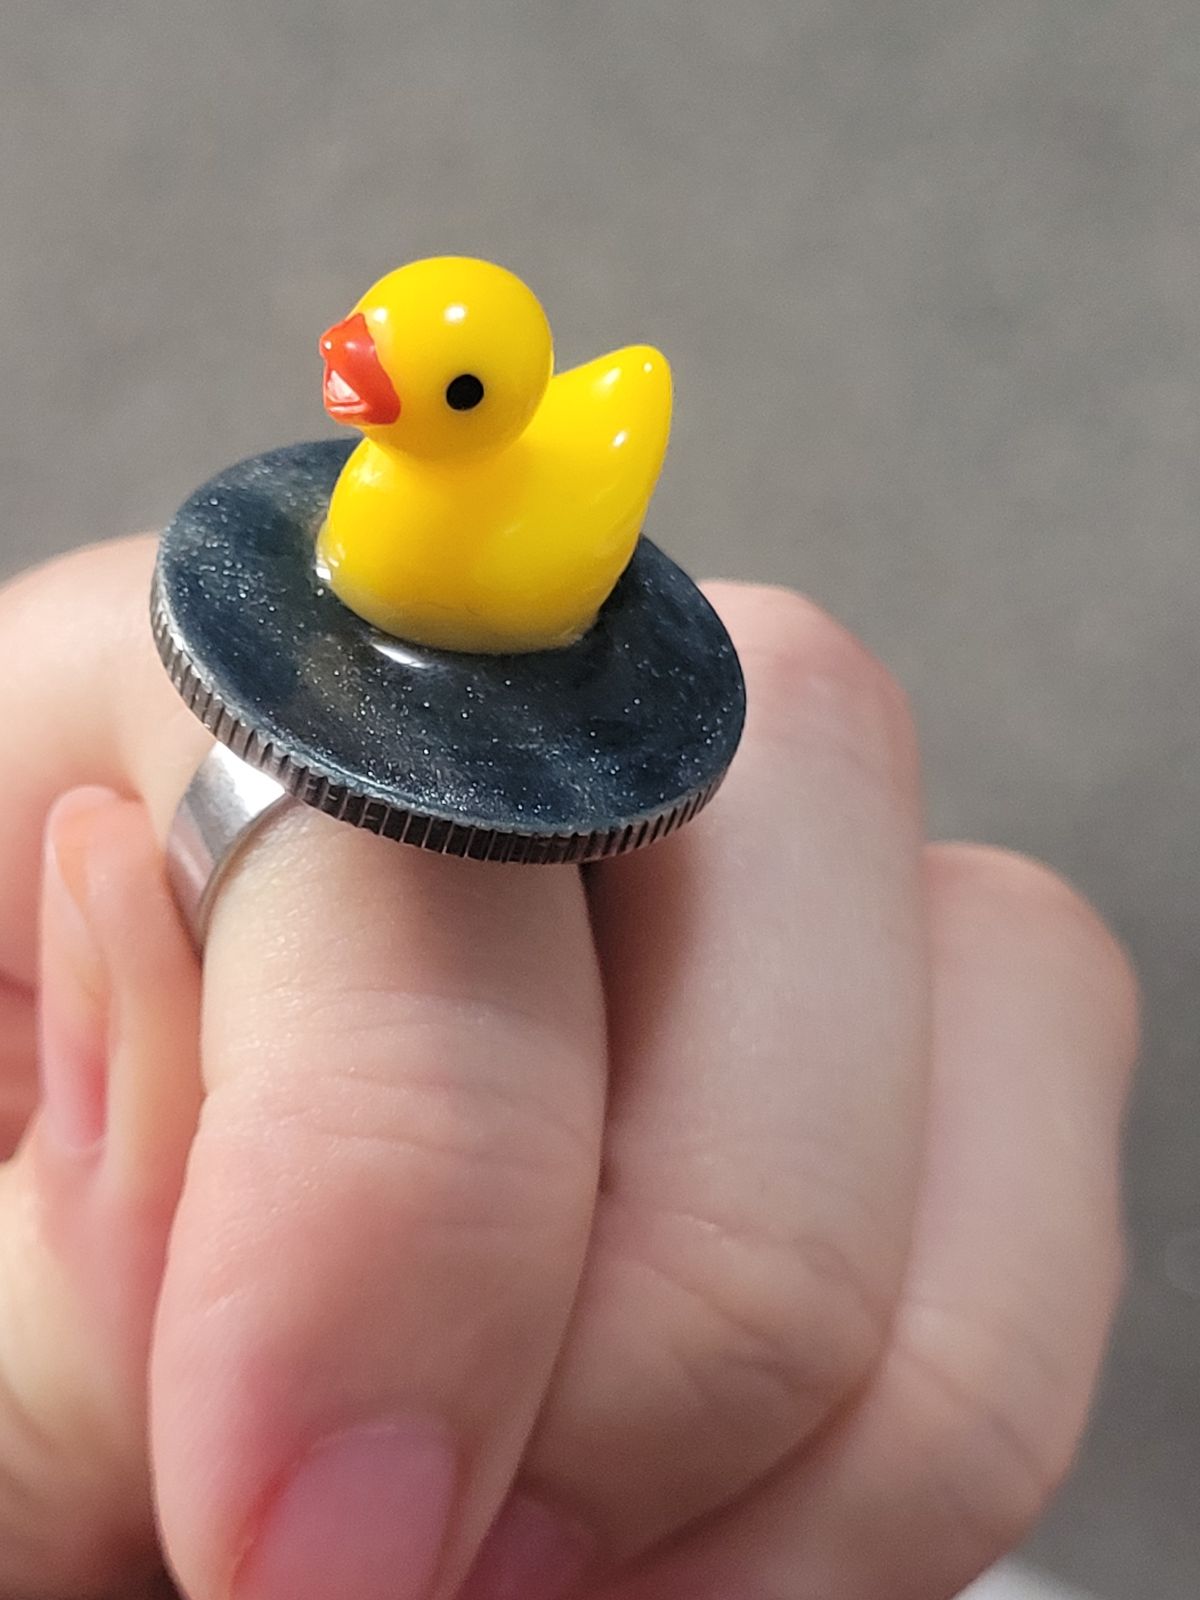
(0, 542, 610, 1600)
(150, 813, 608, 1600)
(0, 789, 200, 1595)
(0, 538, 207, 988)
(0, 541, 203, 1163)
(458, 584, 930, 1592)
(594, 844, 1139, 1600)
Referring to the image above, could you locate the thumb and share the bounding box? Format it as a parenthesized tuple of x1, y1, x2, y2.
(0, 789, 200, 1595)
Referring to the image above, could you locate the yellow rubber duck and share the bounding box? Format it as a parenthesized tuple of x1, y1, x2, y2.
(316, 256, 672, 653)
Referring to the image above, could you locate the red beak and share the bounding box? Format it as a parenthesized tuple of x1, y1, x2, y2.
(319, 313, 401, 426)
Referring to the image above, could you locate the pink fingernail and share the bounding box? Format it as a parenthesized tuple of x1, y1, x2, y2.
(459, 1491, 595, 1600)
(233, 1418, 456, 1600)
(38, 789, 121, 1153)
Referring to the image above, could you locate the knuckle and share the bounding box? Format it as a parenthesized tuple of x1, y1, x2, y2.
(636, 1207, 892, 1443)
(0, 534, 196, 789)
(930, 841, 1086, 922)
(929, 842, 1141, 1052)
(714, 582, 915, 775)
(221, 999, 597, 1238)
(0, 534, 153, 621)
(0, 545, 77, 617)
(728, 584, 882, 693)
(777, 1228, 894, 1397)
(891, 1317, 1081, 1564)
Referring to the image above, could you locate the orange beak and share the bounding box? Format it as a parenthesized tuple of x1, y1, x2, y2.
(319, 313, 401, 426)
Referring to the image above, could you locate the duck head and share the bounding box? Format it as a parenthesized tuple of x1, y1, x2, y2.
(320, 257, 554, 460)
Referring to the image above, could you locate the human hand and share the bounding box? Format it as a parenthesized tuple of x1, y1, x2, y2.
(0, 537, 1137, 1600)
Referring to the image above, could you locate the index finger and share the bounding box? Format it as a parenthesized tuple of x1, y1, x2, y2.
(0, 538, 205, 984)
(155, 804, 607, 1600)
(2, 540, 611, 1600)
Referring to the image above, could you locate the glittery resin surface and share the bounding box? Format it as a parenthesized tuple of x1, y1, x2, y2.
(152, 440, 746, 862)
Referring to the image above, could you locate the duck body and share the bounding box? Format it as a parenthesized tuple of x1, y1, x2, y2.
(319, 346, 671, 653)
(315, 259, 673, 653)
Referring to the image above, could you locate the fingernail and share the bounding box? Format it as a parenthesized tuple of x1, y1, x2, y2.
(459, 1491, 595, 1600)
(234, 1418, 457, 1600)
(39, 789, 120, 1153)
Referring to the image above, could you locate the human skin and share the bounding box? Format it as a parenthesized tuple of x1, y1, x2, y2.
(0, 538, 1138, 1600)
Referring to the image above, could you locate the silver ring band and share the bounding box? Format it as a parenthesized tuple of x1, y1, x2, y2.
(166, 743, 294, 949)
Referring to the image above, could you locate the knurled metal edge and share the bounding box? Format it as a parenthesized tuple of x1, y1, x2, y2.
(150, 572, 725, 864)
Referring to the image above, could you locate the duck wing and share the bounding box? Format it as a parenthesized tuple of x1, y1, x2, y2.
(524, 344, 673, 561)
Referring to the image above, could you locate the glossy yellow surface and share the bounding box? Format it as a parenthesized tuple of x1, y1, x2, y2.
(317, 256, 673, 652)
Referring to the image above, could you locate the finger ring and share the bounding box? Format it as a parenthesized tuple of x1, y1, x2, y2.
(155, 259, 746, 948)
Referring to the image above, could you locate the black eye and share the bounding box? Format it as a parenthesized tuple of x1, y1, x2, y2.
(445, 373, 485, 411)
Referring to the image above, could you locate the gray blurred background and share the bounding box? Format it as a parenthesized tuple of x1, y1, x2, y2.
(1, 2, 1196, 1595)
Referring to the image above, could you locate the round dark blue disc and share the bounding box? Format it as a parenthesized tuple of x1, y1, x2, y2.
(152, 439, 745, 863)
